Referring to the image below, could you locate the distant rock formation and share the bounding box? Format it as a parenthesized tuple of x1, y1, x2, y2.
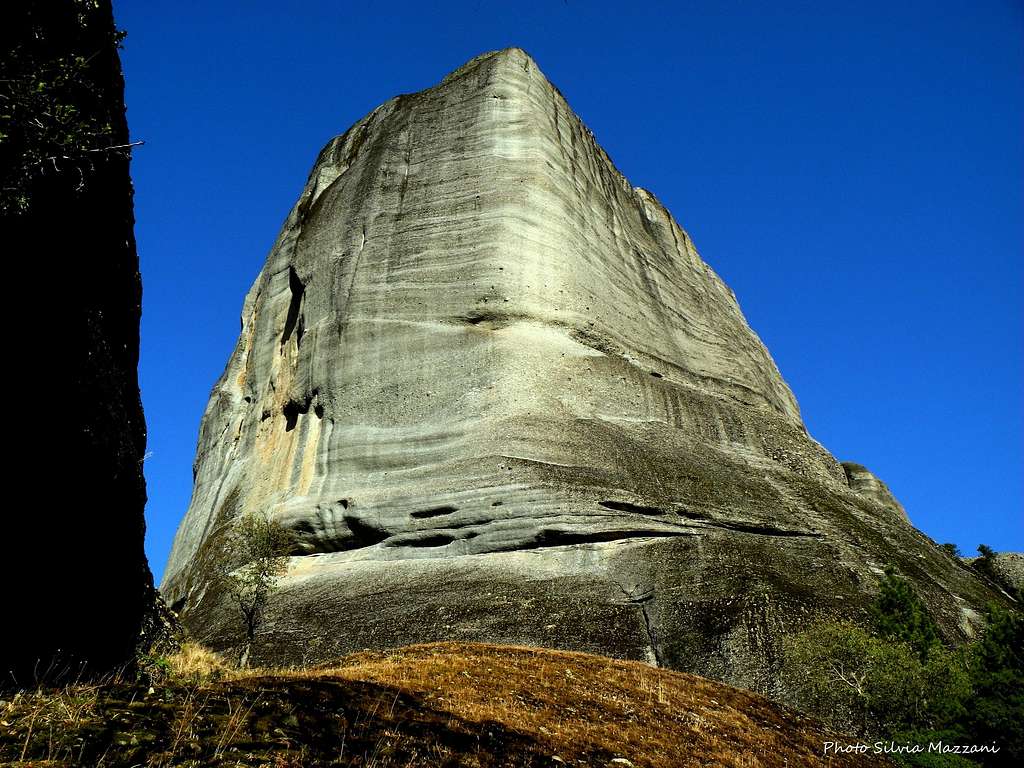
(965, 551, 1024, 599)
(987, 552, 1024, 594)
(840, 462, 909, 522)
(2, 1, 152, 683)
(163, 48, 1005, 694)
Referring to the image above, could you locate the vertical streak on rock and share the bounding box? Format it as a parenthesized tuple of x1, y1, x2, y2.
(639, 600, 663, 669)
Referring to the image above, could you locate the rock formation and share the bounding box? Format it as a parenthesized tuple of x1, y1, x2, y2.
(163, 48, 1005, 693)
(2, 1, 152, 683)
(966, 551, 1024, 600)
(986, 552, 1024, 595)
(840, 462, 909, 522)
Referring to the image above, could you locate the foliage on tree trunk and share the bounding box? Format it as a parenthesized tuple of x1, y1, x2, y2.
(1, 0, 138, 215)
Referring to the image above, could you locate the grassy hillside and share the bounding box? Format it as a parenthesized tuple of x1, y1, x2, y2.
(1, 642, 885, 767)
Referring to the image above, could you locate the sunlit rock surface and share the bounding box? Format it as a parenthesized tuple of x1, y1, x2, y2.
(840, 462, 909, 523)
(163, 48, 1003, 693)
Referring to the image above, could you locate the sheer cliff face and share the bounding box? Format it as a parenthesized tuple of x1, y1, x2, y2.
(164, 49, 999, 690)
(5, 0, 151, 683)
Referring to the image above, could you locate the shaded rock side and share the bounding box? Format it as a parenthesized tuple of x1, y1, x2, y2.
(162, 48, 1004, 694)
(2, 1, 151, 683)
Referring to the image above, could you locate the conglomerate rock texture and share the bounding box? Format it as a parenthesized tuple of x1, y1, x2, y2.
(163, 48, 1005, 694)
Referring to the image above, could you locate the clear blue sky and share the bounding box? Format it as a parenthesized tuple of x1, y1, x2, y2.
(115, 0, 1024, 583)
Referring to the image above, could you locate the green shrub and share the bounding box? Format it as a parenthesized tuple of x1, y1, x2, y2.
(870, 566, 940, 660)
(784, 620, 969, 736)
(966, 605, 1023, 765)
(785, 570, 1020, 765)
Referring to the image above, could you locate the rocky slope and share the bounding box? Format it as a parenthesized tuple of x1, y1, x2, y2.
(1, 642, 889, 767)
(3, 0, 152, 684)
(163, 48, 1005, 695)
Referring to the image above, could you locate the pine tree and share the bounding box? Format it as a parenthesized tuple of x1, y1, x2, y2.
(870, 566, 940, 660)
(968, 605, 1023, 765)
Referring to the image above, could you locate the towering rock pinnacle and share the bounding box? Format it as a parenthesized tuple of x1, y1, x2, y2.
(164, 48, 1001, 692)
(4, 0, 154, 683)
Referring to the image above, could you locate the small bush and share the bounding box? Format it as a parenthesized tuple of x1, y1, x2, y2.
(166, 641, 227, 683)
(137, 641, 227, 685)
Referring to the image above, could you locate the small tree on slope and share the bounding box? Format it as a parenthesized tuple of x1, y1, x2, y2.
(211, 512, 292, 667)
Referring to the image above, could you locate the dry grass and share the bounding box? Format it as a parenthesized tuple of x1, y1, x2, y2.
(164, 641, 228, 683)
(0, 642, 887, 767)
(0, 683, 102, 765)
(317, 642, 883, 768)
